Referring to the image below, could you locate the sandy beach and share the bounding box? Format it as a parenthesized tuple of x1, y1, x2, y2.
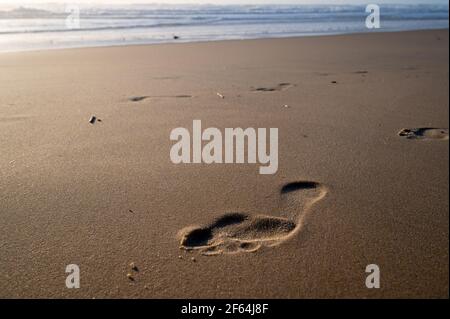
(0, 29, 448, 298)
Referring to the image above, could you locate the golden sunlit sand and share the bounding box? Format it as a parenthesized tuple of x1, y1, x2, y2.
(0, 29, 448, 298)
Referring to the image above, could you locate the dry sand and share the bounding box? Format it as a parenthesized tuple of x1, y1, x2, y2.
(0, 29, 448, 298)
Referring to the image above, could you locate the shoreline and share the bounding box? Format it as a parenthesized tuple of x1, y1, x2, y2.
(0, 27, 448, 55)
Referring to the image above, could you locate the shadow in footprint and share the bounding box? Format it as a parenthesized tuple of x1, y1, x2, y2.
(353, 70, 369, 74)
(179, 181, 326, 255)
(129, 95, 192, 102)
(129, 96, 149, 102)
(398, 128, 449, 140)
(251, 83, 294, 92)
(181, 213, 247, 247)
(281, 181, 319, 193)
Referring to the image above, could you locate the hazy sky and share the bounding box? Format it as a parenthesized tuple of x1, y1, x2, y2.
(1, 0, 448, 5)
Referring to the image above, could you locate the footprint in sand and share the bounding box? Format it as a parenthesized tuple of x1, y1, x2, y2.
(353, 70, 369, 74)
(179, 181, 327, 255)
(398, 128, 449, 140)
(129, 95, 192, 102)
(251, 83, 294, 92)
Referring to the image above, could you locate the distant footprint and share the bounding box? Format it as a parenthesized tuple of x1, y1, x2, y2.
(179, 181, 326, 255)
(129, 95, 192, 102)
(251, 83, 294, 92)
(398, 128, 449, 140)
(129, 96, 148, 102)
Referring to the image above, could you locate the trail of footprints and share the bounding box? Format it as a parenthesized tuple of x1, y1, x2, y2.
(128, 82, 295, 103)
(178, 124, 449, 257)
(179, 181, 327, 255)
(125, 82, 447, 258)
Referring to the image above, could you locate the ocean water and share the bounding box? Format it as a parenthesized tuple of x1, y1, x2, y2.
(0, 4, 448, 53)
